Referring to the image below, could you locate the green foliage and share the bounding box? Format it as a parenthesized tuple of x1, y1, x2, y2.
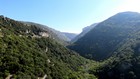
(68, 12, 140, 79)
(0, 15, 97, 79)
(90, 22, 140, 79)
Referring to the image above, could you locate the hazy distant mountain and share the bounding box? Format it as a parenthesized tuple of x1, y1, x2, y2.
(68, 12, 140, 60)
(71, 23, 98, 42)
(62, 32, 77, 41)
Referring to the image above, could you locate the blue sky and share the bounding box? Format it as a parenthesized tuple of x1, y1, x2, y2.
(0, 0, 140, 33)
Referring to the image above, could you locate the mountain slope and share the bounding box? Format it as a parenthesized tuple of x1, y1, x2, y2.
(0, 15, 97, 79)
(68, 12, 140, 61)
(71, 23, 98, 43)
(94, 24, 140, 79)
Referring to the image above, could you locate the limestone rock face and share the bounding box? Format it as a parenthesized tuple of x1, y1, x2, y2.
(39, 32, 49, 38)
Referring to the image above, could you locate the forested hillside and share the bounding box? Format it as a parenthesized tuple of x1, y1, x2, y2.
(93, 25, 140, 79)
(68, 12, 140, 61)
(68, 11, 140, 79)
(0, 15, 97, 79)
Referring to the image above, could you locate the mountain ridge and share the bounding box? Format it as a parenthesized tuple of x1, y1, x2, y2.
(20, 21, 71, 45)
(71, 23, 98, 43)
(68, 11, 140, 60)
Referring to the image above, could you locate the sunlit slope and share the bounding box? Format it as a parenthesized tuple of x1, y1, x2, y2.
(0, 15, 96, 79)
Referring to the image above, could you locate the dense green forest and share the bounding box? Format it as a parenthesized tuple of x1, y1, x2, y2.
(0, 15, 97, 79)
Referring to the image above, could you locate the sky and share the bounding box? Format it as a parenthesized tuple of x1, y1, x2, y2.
(0, 0, 140, 33)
